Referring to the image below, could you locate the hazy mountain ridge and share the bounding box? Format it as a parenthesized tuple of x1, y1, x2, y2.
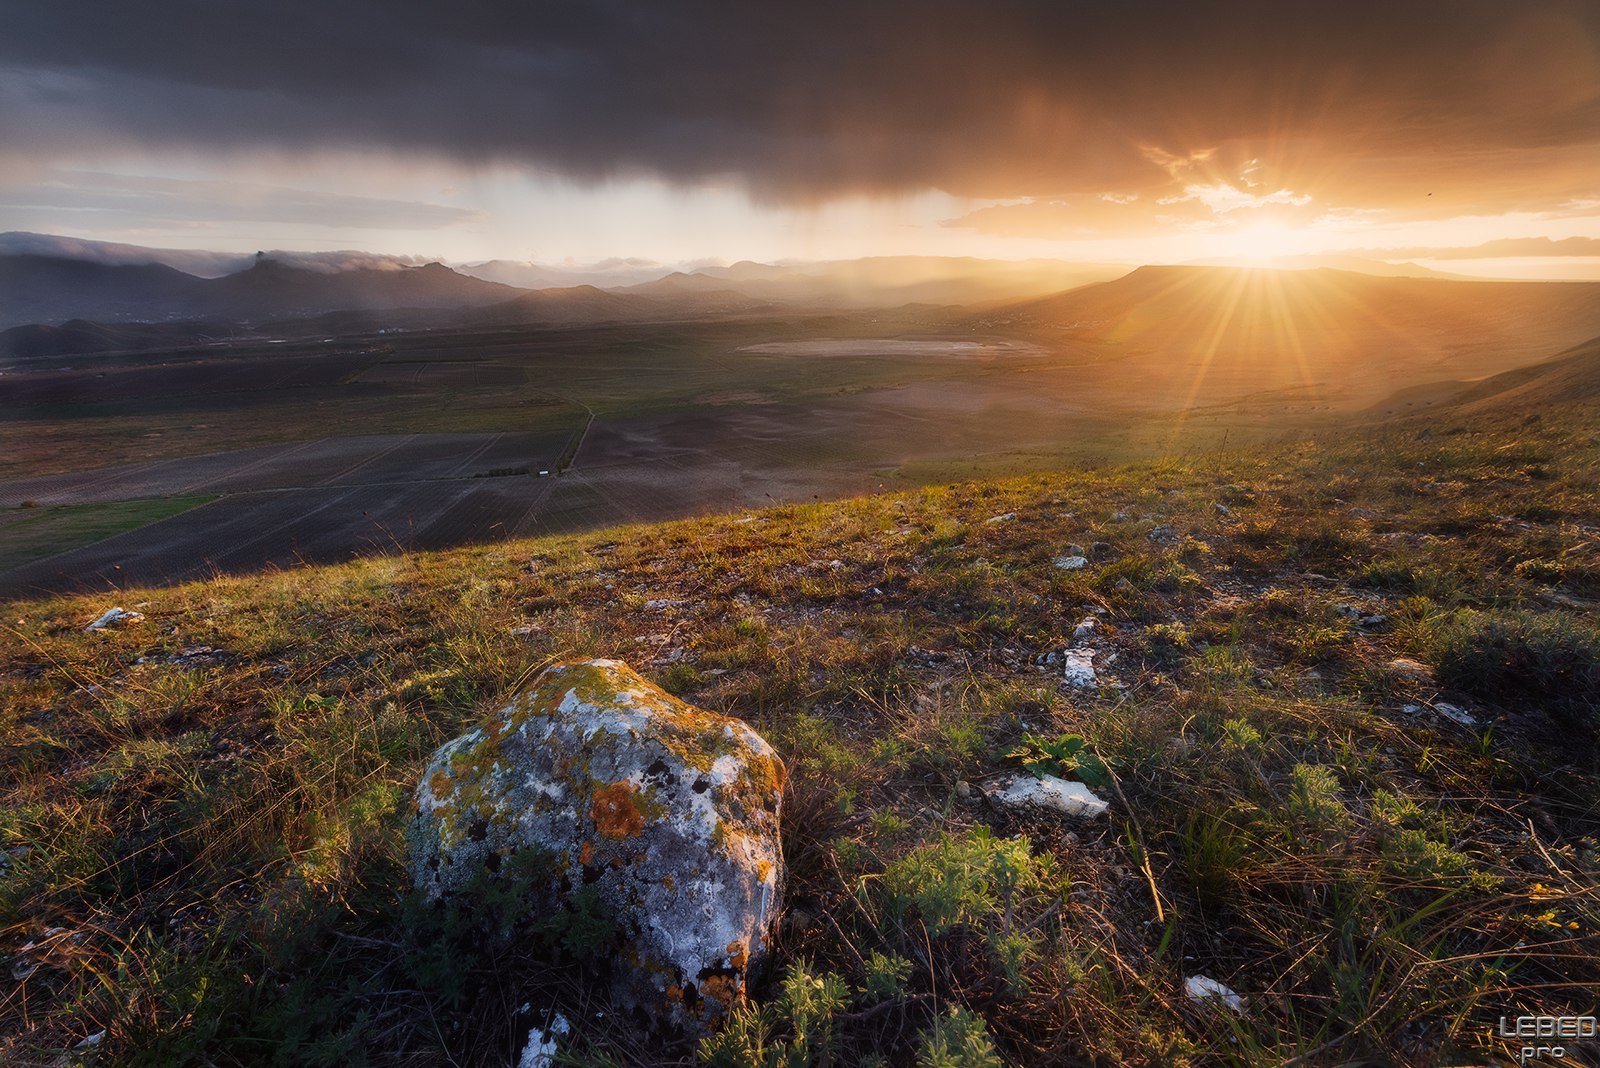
(992, 265, 1600, 408)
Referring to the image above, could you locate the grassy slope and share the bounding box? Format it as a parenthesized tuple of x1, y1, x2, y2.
(1, 403, 1598, 1066)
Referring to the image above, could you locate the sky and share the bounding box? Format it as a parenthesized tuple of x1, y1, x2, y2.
(2, 0, 1599, 277)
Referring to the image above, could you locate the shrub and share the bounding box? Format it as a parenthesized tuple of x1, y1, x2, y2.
(698, 960, 851, 1068)
(1426, 609, 1600, 728)
(916, 1007, 1002, 1068)
(879, 827, 1064, 937)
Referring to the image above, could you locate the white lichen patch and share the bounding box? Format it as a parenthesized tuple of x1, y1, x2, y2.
(1062, 649, 1096, 688)
(408, 659, 785, 1033)
(993, 774, 1109, 819)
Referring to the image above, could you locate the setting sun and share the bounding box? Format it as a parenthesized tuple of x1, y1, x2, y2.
(1226, 221, 1305, 263)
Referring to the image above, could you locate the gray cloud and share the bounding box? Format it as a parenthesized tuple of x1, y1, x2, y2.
(1, 0, 1597, 211)
(0, 172, 478, 230)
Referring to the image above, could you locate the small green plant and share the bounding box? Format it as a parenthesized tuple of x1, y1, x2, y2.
(1514, 559, 1564, 585)
(1220, 717, 1264, 752)
(859, 950, 913, 1003)
(916, 1006, 1003, 1068)
(1286, 763, 1349, 833)
(1006, 732, 1110, 788)
(698, 960, 851, 1068)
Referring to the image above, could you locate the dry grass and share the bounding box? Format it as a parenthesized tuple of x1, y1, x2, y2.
(1, 404, 1598, 1065)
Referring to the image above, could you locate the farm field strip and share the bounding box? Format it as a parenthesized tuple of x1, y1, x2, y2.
(0, 432, 572, 507)
(0, 474, 560, 596)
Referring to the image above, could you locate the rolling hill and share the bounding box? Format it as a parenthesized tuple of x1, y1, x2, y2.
(998, 266, 1600, 409)
(1444, 333, 1600, 413)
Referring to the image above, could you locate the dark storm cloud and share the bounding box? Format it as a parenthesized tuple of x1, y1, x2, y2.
(0, 172, 478, 230)
(2, 0, 1597, 206)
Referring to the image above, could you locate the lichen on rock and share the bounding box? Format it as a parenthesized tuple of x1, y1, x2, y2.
(407, 658, 786, 1033)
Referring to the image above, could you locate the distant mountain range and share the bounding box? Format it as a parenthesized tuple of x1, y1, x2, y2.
(0, 253, 523, 331)
(8, 232, 1600, 368)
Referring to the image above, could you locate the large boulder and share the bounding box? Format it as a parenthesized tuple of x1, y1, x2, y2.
(408, 658, 786, 1032)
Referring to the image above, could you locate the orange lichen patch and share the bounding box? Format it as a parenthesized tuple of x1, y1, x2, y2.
(699, 973, 742, 1014)
(590, 781, 647, 839)
(757, 860, 773, 883)
(480, 715, 509, 748)
(665, 984, 684, 1004)
(726, 940, 748, 971)
(661, 874, 675, 891)
(579, 841, 594, 866)
(428, 769, 453, 800)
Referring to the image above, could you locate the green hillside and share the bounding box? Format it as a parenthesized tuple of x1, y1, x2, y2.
(2, 403, 1598, 1066)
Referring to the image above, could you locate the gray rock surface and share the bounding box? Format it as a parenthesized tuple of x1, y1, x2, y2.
(408, 658, 786, 1032)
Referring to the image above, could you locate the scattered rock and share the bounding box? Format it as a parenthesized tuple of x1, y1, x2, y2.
(1336, 604, 1388, 628)
(1184, 975, 1245, 1013)
(992, 774, 1109, 819)
(1384, 658, 1433, 684)
(1073, 617, 1097, 640)
(1054, 555, 1089, 571)
(1062, 649, 1097, 688)
(1433, 701, 1476, 727)
(1349, 507, 1378, 519)
(986, 512, 1016, 523)
(1214, 502, 1232, 517)
(517, 1014, 570, 1068)
(1066, 542, 1085, 555)
(955, 780, 973, 799)
(408, 659, 786, 1033)
(1147, 524, 1178, 543)
(85, 607, 143, 631)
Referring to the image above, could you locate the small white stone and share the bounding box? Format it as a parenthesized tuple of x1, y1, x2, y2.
(86, 607, 143, 631)
(517, 1014, 570, 1068)
(1433, 702, 1476, 726)
(1054, 555, 1089, 570)
(1073, 617, 1097, 640)
(1184, 976, 1245, 1013)
(993, 774, 1109, 819)
(986, 512, 1017, 523)
(1385, 658, 1432, 682)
